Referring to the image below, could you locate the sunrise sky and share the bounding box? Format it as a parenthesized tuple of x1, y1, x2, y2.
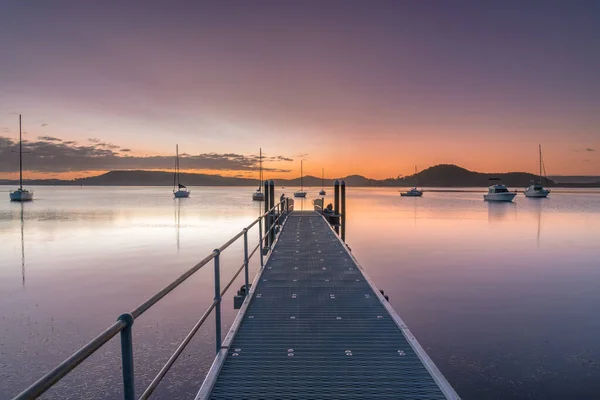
(1, 1, 599, 180)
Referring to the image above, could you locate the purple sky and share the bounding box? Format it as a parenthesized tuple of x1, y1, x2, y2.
(1, 1, 599, 178)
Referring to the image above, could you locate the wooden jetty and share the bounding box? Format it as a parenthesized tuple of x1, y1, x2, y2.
(197, 210, 459, 399)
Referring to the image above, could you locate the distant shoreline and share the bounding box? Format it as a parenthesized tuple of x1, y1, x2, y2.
(1, 184, 599, 192)
(1, 164, 599, 188)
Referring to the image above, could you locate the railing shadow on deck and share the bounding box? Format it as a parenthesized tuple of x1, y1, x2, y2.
(13, 199, 293, 400)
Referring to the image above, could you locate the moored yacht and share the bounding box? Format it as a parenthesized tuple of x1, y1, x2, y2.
(10, 115, 33, 202)
(294, 160, 307, 198)
(401, 188, 423, 197)
(524, 145, 550, 198)
(252, 148, 265, 201)
(400, 166, 423, 197)
(318, 168, 326, 196)
(484, 178, 516, 202)
(173, 144, 190, 198)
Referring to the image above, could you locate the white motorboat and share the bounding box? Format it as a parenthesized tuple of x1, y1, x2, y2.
(10, 115, 34, 202)
(484, 179, 516, 202)
(401, 188, 423, 197)
(252, 148, 265, 201)
(524, 145, 550, 198)
(173, 144, 190, 198)
(401, 166, 423, 197)
(294, 160, 307, 198)
(318, 168, 326, 196)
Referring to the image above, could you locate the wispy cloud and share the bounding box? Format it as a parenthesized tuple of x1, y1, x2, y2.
(37, 136, 62, 142)
(573, 148, 595, 152)
(0, 135, 292, 173)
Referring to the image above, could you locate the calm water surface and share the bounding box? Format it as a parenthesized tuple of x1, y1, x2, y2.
(1, 186, 600, 399)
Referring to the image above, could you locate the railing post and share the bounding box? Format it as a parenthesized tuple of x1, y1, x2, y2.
(213, 249, 221, 354)
(258, 218, 264, 268)
(243, 228, 249, 294)
(269, 180, 275, 246)
(118, 313, 135, 400)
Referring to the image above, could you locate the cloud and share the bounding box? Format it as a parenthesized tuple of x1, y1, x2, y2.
(270, 156, 294, 162)
(0, 135, 292, 173)
(573, 148, 595, 152)
(41, 123, 48, 127)
(37, 136, 62, 142)
(1, 127, 9, 133)
(586, 148, 595, 152)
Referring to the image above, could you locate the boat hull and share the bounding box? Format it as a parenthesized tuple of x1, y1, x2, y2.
(484, 192, 516, 202)
(294, 191, 307, 198)
(10, 189, 33, 201)
(401, 192, 423, 197)
(252, 192, 265, 201)
(174, 190, 190, 198)
(318, 190, 326, 196)
(524, 189, 549, 198)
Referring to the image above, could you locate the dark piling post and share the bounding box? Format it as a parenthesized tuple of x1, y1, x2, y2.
(263, 180, 270, 247)
(264, 180, 270, 213)
(341, 180, 346, 242)
(334, 180, 340, 234)
(269, 180, 275, 246)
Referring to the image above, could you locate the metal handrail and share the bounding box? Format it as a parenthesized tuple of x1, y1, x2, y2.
(14, 199, 289, 400)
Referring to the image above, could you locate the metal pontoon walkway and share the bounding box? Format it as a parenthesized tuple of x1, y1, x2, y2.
(198, 211, 459, 399)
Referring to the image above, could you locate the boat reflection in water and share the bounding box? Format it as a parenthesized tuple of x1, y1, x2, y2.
(487, 201, 516, 222)
(20, 203, 26, 287)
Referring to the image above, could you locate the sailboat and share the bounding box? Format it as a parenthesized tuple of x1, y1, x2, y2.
(173, 144, 190, 198)
(10, 115, 34, 202)
(252, 148, 265, 201)
(400, 166, 423, 197)
(524, 145, 550, 198)
(294, 160, 307, 198)
(319, 168, 326, 196)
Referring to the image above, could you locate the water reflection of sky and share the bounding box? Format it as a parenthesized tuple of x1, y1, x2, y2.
(1, 186, 600, 399)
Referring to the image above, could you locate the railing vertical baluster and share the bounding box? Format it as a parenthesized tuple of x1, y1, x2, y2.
(118, 313, 135, 400)
(213, 249, 221, 354)
(258, 217, 264, 268)
(243, 228, 249, 295)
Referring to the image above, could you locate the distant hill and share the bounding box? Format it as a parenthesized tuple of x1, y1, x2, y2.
(388, 164, 558, 187)
(1, 164, 598, 187)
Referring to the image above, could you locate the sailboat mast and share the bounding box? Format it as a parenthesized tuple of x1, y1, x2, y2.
(539, 144, 542, 182)
(19, 114, 23, 190)
(176, 144, 180, 187)
(414, 165, 418, 189)
(321, 168, 324, 189)
(301, 160, 303, 191)
(259, 148, 262, 191)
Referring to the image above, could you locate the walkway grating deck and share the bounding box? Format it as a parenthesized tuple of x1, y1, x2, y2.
(198, 211, 459, 399)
